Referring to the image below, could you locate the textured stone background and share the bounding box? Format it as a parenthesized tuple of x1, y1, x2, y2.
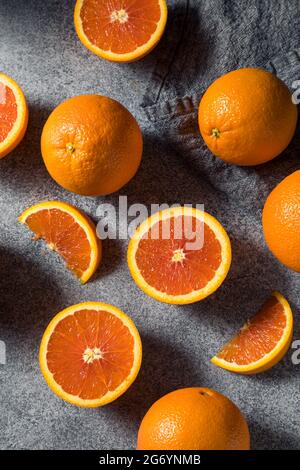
(0, 0, 299, 450)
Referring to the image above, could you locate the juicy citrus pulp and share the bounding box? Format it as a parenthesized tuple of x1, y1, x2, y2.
(0, 82, 17, 142)
(18, 201, 101, 284)
(211, 291, 293, 374)
(39, 302, 142, 407)
(74, 0, 168, 62)
(0, 73, 28, 158)
(127, 207, 231, 304)
(137, 387, 250, 450)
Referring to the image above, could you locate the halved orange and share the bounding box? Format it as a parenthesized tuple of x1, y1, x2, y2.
(18, 201, 101, 284)
(74, 0, 168, 62)
(127, 207, 232, 304)
(211, 292, 293, 374)
(0, 72, 28, 159)
(39, 302, 142, 407)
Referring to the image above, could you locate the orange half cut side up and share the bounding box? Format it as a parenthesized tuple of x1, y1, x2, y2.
(39, 302, 142, 407)
(74, 0, 168, 62)
(0, 72, 28, 158)
(127, 207, 232, 304)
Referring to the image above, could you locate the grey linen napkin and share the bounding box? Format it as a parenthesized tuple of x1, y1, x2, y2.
(141, 0, 300, 214)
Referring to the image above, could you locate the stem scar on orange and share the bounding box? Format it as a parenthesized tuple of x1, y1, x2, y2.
(198, 68, 298, 166)
(41, 95, 143, 196)
(74, 0, 168, 62)
(211, 292, 293, 374)
(19, 200, 101, 284)
(0, 72, 28, 159)
(39, 302, 142, 407)
(127, 206, 231, 304)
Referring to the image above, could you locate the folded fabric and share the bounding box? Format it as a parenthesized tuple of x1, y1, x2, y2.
(141, 0, 300, 213)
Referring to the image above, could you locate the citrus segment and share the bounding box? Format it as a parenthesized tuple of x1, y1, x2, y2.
(0, 73, 28, 158)
(128, 207, 231, 304)
(18, 201, 101, 284)
(0, 83, 17, 142)
(74, 0, 168, 62)
(211, 292, 293, 374)
(39, 302, 142, 407)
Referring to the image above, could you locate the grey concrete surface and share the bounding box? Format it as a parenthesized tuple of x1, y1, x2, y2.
(0, 0, 299, 450)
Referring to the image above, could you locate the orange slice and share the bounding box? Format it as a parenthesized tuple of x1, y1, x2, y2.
(39, 302, 142, 407)
(211, 291, 293, 374)
(0, 72, 28, 159)
(74, 0, 168, 62)
(18, 201, 101, 284)
(127, 207, 232, 304)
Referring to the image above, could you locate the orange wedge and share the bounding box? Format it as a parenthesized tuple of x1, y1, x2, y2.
(40, 302, 142, 407)
(0, 72, 28, 158)
(18, 201, 101, 284)
(127, 207, 232, 304)
(74, 0, 168, 62)
(211, 292, 293, 374)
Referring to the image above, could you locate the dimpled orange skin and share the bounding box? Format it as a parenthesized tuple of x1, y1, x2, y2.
(263, 171, 300, 272)
(198, 68, 298, 166)
(137, 388, 250, 450)
(41, 95, 143, 196)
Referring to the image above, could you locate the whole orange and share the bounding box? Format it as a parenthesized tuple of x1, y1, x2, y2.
(137, 388, 250, 450)
(263, 170, 300, 272)
(41, 95, 143, 196)
(198, 68, 297, 166)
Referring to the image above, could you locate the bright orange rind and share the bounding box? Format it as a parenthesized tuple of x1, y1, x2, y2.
(128, 206, 231, 304)
(40, 302, 142, 407)
(19, 200, 101, 284)
(74, 0, 168, 62)
(211, 291, 293, 374)
(0, 72, 28, 158)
